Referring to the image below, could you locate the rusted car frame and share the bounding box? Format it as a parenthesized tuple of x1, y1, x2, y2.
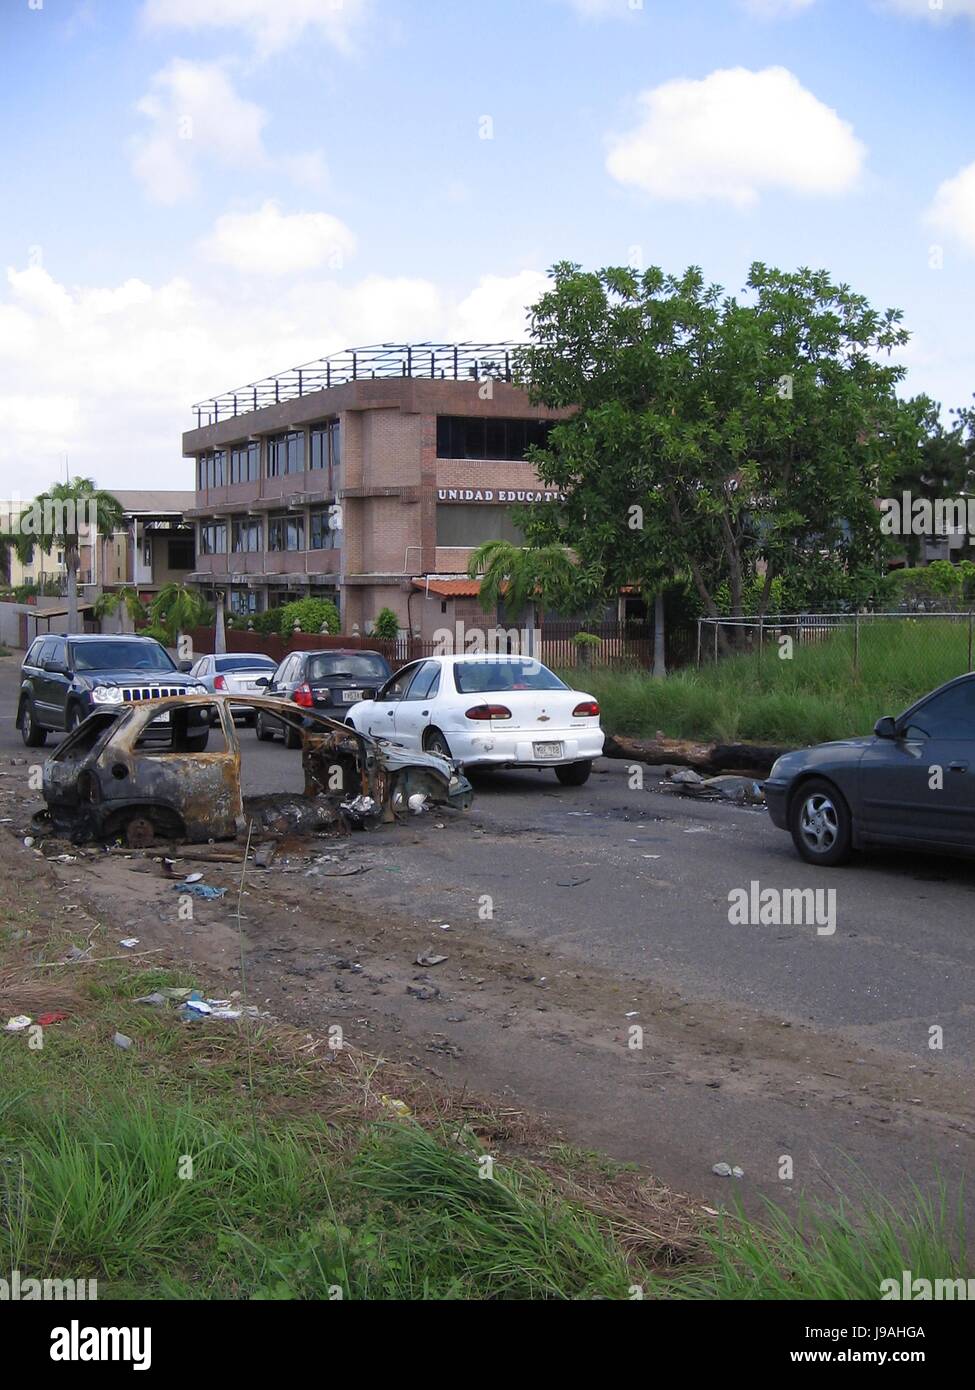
(36, 694, 472, 846)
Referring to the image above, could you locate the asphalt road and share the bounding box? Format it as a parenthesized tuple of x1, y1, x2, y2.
(6, 655, 974, 1216)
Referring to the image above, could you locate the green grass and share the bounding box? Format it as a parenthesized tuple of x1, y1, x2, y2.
(572, 619, 974, 745)
(2, 956, 969, 1299)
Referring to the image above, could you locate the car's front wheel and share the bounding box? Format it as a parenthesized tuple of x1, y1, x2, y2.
(424, 728, 453, 759)
(555, 760, 592, 787)
(20, 701, 47, 747)
(789, 778, 852, 866)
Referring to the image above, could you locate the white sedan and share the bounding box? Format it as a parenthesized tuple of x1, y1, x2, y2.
(345, 654, 604, 785)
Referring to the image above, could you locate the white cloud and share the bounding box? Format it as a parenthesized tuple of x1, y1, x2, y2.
(201, 201, 356, 276)
(925, 161, 975, 254)
(131, 60, 268, 204)
(141, 0, 369, 57)
(452, 271, 552, 341)
(879, 0, 975, 20)
(0, 262, 547, 495)
(606, 66, 866, 205)
(740, 0, 815, 15)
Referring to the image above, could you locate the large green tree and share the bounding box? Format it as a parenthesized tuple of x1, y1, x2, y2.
(513, 262, 921, 648)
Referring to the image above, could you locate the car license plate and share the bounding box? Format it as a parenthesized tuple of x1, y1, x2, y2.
(533, 741, 563, 758)
(342, 689, 363, 703)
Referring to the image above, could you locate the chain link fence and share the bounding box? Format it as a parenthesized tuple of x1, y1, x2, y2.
(697, 612, 975, 679)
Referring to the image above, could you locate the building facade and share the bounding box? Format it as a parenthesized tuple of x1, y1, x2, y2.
(182, 343, 569, 637)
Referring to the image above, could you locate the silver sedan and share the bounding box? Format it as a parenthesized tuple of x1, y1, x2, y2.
(188, 652, 278, 724)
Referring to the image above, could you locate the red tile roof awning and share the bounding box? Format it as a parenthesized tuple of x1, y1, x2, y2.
(412, 578, 483, 598)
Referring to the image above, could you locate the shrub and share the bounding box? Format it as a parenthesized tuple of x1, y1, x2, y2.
(275, 597, 340, 636)
(372, 607, 400, 641)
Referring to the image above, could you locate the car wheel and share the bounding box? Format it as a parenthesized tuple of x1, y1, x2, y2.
(256, 712, 275, 742)
(555, 760, 592, 787)
(20, 701, 47, 747)
(284, 720, 302, 750)
(789, 778, 852, 866)
(424, 729, 452, 759)
(66, 703, 85, 733)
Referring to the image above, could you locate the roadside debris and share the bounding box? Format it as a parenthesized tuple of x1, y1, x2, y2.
(662, 769, 765, 806)
(112, 1031, 133, 1050)
(604, 732, 786, 779)
(175, 883, 226, 900)
(36, 1011, 68, 1026)
(416, 952, 448, 967)
(712, 1162, 745, 1179)
(4, 1015, 32, 1033)
(32, 694, 473, 848)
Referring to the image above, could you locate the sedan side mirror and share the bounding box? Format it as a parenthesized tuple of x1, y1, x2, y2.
(254, 676, 270, 688)
(177, 660, 193, 673)
(874, 715, 897, 739)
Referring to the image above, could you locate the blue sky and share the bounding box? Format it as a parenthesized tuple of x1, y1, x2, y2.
(1, 0, 973, 495)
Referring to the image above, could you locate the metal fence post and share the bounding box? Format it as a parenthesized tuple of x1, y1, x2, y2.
(696, 619, 702, 668)
(714, 623, 719, 664)
(853, 611, 860, 680)
(969, 609, 974, 674)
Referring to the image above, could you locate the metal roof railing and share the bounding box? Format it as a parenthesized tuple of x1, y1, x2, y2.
(190, 342, 525, 429)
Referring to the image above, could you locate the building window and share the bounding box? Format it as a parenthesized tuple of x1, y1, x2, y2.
(168, 535, 195, 569)
(231, 518, 263, 553)
(230, 441, 260, 484)
(436, 505, 527, 548)
(229, 589, 259, 615)
(309, 418, 341, 489)
(268, 512, 304, 552)
(267, 430, 304, 477)
(436, 416, 553, 462)
(199, 522, 228, 555)
(309, 507, 339, 550)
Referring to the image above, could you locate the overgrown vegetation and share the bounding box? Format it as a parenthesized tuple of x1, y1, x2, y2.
(575, 619, 973, 744)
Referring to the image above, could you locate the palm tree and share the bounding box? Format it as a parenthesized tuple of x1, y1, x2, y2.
(468, 540, 590, 620)
(6, 479, 125, 633)
(93, 585, 148, 631)
(149, 583, 209, 651)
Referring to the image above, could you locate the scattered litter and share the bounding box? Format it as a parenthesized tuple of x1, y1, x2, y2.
(670, 768, 705, 786)
(683, 827, 709, 835)
(381, 1095, 411, 1118)
(134, 992, 166, 1007)
(174, 883, 226, 900)
(62, 944, 92, 962)
(642, 854, 661, 860)
(119, 938, 140, 949)
(415, 952, 448, 967)
(4, 1015, 32, 1033)
(712, 1162, 744, 1179)
(23, 836, 34, 848)
(112, 1032, 133, 1050)
(438, 924, 451, 931)
(625, 1011, 639, 1018)
(184, 873, 204, 884)
(408, 793, 429, 815)
(407, 984, 441, 1001)
(183, 997, 213, 1016)
(556, 877, 590, 888)
(52, 854, 78, 864)
(36, 1011, 69, 1027)
(566, 812, 592, 817)
(211, 1009, 242, 1021)
(253, 842, 277, 870)
(341, 794, 378, 828)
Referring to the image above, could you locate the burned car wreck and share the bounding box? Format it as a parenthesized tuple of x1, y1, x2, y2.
(33, 694, 473, 847)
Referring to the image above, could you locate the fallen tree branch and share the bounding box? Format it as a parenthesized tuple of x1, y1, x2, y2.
(603, 734, 788, 778)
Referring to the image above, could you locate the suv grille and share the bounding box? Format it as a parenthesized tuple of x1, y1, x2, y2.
(119, 686, 185, 702)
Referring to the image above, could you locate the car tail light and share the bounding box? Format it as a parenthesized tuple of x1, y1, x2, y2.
(214, 675, 227, 691)
(465, 704, 512, 721)
(573, 701, 600, 717)
(293, 683, 314, 708)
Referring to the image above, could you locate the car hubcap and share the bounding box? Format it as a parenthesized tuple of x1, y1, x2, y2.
(799, 793, 839, 853)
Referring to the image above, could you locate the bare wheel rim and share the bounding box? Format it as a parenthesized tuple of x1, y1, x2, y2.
(799, 792, 839, 854)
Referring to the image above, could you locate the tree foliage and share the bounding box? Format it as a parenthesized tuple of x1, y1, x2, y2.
(513, 262, 922, 627)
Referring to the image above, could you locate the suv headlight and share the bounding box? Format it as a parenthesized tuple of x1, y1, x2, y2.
(92, 686, 123, 705)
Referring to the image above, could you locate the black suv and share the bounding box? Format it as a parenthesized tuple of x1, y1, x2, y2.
(255, 648, 392, 747)
(18, 634, 210, 748)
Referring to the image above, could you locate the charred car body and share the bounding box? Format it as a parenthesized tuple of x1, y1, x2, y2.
(35, 693, 473, 847)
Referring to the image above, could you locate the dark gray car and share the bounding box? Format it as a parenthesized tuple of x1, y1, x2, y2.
(766, 672, 975, 865)
(255, 649, 392, 748)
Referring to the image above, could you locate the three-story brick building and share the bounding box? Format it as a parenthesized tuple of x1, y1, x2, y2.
(182, 343, 569, 637)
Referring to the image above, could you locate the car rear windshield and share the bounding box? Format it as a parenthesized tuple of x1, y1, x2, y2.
(215, 656, 276, 672)
(452, 660, 567, 694)
(306, 653, 389, 682)
(70, 641, 175, 673)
